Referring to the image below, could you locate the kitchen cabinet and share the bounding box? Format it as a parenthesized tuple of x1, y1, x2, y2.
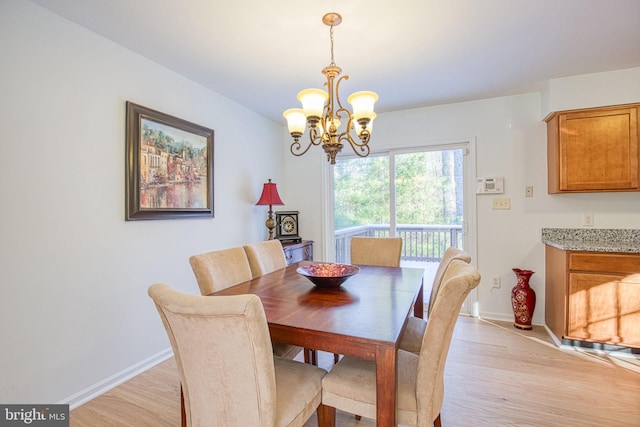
(545, 103, 640, 193)
(545, 246, 640, 348)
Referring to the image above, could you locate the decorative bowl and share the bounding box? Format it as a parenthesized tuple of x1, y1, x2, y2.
(296, 263, 360, 288)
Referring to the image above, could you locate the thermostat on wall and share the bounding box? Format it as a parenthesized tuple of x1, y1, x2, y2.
(476, 177, 504, 194)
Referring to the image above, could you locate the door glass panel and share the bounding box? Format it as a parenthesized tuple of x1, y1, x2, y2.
(394, 149, 465, 270)
(333, 155, 389, 263)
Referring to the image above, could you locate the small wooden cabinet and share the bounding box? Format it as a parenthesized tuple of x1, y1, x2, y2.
(545, 246, 640, 348)
(545, 103, 640, 193)
(282, 240, 313, 265)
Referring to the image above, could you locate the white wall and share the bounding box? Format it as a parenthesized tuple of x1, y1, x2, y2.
(0, 0, 286, 405)
(542, 67, 640, 117)
(283, 71, 640, 324)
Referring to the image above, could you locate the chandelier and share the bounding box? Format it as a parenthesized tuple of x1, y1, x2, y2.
(283, 12, 378, 165)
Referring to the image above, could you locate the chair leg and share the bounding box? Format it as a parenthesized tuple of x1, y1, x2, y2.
(434, 412, 442, 427)
(317, 403, 336, 427)
(333, 353, 339, 363)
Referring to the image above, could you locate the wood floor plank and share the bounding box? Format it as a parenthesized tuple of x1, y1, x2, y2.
(70, 317, 640, 426)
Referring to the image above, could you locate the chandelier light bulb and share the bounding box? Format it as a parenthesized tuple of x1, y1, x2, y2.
(297, 88, 329, 125)
(283, 108, 306, 137)
(348, 91, 379, 122)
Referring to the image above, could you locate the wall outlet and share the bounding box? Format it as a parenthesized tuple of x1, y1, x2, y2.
(525, 186, 533, 197)
(583, 213, 594, 227)
(492, 276, 501, 288)
(492, 197, 511, 210)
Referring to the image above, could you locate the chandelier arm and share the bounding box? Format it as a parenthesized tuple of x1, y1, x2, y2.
(309, 128, 324, 146)
(340, 132, 371, 157)
(333, 75, 349, 117)
(334, 104, 351, 123)
(320, 107, 330, 142)
(290, 130, 324, 157)
(340, 115, 371, 147)
(290, 139, 314, 157)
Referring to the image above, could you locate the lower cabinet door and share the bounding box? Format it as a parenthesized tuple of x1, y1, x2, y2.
(618, 274, 640, 347)
(567, 272, 624, 344)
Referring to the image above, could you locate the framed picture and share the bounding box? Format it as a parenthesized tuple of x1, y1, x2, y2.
(125, 101, 214, 220)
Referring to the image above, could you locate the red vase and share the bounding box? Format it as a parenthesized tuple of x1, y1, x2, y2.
(511, 268, 535, 330)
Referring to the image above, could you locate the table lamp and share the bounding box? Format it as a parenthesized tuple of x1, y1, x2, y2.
(255, 179, 284, 239)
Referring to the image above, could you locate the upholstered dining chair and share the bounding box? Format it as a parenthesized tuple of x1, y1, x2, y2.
(350, 236, 403, 267)
(399, 247, 471, 354)
(242, 240, 312, 362)
(189, 247, 302, 360)
(337, 236, 404, 367)
(320, 259, 481, 427)
(189, 246, 252, 296)
(243, 239, 288, 279)
(148, 284, 328, 427)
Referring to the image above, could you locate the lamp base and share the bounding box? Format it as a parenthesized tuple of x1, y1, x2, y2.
(265, 210, 276, 240)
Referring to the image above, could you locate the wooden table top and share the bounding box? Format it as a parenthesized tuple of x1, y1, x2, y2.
(211, 261, 425, 352)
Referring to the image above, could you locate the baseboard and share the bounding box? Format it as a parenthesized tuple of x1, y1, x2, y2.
(543, 324, 564, 347)
(478, 311, 545, 326)
(60, 348, 173, 410)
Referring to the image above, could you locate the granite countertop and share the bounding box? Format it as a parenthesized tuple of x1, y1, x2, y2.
(541, 228, 640, 254)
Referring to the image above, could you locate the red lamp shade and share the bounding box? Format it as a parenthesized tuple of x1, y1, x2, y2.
(256, 179, 284, 206)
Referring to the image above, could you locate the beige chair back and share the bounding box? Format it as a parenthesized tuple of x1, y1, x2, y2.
(242, 240, 304, 360)
(188, 247, 253, 296)
(148, 284, 278, 427)
(350, 236, 403, 267)
(243, 240, 287, 279)
(417, 259, 481, 425)
(427, 247, 471, 318)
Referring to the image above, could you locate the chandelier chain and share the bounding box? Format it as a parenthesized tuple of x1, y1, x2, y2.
(329, 24, 335, 66)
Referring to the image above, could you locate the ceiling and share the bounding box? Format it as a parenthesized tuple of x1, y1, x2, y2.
(30, 0, 640, 123)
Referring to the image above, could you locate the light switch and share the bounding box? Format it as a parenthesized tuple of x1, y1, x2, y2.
(492, 197, 511, 210)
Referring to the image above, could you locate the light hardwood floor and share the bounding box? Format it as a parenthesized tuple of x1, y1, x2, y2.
(70, 317, 640, 426)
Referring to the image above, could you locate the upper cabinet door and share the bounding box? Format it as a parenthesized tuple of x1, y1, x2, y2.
(546, 104, 639, 193)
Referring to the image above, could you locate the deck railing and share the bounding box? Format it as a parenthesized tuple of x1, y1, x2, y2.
(335, 224, 463, 264)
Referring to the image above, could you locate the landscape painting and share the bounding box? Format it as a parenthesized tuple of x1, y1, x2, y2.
(125, 102, 214, 220)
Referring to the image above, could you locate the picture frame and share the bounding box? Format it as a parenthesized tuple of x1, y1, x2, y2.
(125, 101, 214, 220)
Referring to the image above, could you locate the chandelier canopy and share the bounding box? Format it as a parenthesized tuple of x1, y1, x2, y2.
(283, 12, 378, 165)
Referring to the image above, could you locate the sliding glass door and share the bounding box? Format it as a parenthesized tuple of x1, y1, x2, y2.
(332, 142, 475, 313)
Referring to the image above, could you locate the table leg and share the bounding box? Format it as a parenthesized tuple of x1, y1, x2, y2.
(414, 279, 424, 318)
(375, 346, 398, 427)
(180, 384, 186, 427)
(303, 348, 318, 365)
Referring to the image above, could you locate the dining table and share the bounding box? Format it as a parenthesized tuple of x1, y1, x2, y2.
(210, 260, 425, 427)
